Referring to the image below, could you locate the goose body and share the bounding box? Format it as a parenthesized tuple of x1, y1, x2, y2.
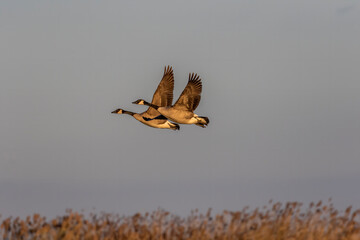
(153, 107, 199, 124)
(112, 66, 180, 130)
(111, 109, 179, 129)
(133, 73, 209, 128)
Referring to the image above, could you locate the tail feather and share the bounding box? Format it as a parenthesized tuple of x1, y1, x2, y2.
(198, 116, 209, 125)
(201, 116, 209, 124)
(194, 116, 209, 128)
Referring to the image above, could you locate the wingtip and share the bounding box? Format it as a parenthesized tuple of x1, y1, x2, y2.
(188, 72, 202, 85)
(164, 65, 173, 73)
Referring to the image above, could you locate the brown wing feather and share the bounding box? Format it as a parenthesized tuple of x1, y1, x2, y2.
(145, 66, 174, 117)
(173, 73, 202, 112)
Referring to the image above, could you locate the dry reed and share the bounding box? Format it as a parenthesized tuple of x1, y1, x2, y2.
(1, 201, 360, 240)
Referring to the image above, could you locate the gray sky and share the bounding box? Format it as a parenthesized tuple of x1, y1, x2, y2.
(1, 0, 360, 218)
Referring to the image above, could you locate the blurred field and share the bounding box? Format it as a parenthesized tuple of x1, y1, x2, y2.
(1, 201, 360, 240)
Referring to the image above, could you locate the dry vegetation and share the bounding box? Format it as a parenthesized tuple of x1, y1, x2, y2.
(1, 201, 360, 240)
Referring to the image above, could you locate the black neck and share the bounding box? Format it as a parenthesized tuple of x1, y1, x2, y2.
(144, 101, 159, 110)
(123, 110, 135, 116)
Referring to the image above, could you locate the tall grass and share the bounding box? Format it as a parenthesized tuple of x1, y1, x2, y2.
(1, 201, 360, 239)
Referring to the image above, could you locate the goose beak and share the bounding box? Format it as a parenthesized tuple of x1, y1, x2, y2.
(111, 110, 118, 114)
(131, 101, 137, 104)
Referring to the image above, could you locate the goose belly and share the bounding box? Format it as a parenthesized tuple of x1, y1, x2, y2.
(146, 120, 173, 129)
(140, 118, 169, 128)
(133, 114, 168, 128)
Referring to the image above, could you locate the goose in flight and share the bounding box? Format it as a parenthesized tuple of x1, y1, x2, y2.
(132, 73, 209, 128)
(112, 66, 180, 130)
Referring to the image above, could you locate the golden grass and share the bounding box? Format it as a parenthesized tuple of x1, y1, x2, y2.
(1, 201, 360, 240)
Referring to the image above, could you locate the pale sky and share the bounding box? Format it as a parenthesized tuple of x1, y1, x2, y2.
(1, 0, 360, 218)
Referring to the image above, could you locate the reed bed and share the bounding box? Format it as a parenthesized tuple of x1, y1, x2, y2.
(1, 201, 360, 240)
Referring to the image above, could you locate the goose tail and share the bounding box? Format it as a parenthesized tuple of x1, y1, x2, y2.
(169, 122, 180, 131)
(198, 116, 209, 125)
(194, 116, 209, 128)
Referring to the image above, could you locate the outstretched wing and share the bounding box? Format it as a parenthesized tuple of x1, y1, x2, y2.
(145, 66, 174, 117)
(173, 73, 202, 112)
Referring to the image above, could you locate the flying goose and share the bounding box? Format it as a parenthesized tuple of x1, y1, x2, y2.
(132, 73, 209, 128)
(112, 66, 180, 130)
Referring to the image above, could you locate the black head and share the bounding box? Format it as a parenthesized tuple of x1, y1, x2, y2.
(111, 108, 123, 114)
(132, 99, 145, 105)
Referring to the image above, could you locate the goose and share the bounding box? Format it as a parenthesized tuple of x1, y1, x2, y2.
(111, 66, 180, 130)
(132, 73, 209, 128)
